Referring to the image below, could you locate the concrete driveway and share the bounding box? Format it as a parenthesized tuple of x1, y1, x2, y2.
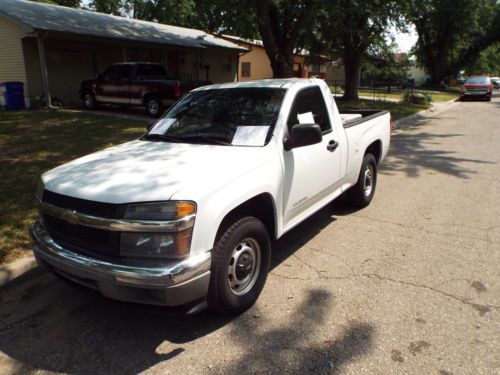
(0, 93, 499, 374)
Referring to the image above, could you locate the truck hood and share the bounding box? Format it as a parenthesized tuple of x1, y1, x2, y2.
(42, 140, 272, 204)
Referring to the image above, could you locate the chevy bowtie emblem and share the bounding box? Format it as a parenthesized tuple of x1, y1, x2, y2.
(61, 210, 79, 225)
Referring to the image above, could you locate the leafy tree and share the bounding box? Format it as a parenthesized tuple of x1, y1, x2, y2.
(362, 52, 411, 85)
(88, 0, 123, 15)
(464, 44, 500, 76)
(255, 0, 316, 78)
(407, 0, 500, 84)
(192, 0, 258, 37)
(311, 0, 404, 100)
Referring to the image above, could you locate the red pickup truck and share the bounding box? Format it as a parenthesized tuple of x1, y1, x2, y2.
(460, 76, 493, 101)
(80, 62, 210, 117)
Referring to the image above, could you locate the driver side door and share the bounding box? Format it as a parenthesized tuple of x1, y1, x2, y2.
(282, 86, 342, 230)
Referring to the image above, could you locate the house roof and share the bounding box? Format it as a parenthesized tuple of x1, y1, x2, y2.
(0, 0, 246, 51)
(222, 34, 331, 61)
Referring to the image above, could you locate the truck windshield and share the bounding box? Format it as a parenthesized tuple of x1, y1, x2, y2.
(465, 77, 490, 84)
(145, 88, 286, 146)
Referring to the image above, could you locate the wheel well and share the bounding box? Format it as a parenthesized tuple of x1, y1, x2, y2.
(143, 92, 161, 106)
(365, 140, 382, 164)
(215, 193, 277, 242)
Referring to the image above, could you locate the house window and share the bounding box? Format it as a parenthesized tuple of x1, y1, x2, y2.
(193, 52, 204, 71)
(241, 62, 251, 77)
(222, 54, 233, 74)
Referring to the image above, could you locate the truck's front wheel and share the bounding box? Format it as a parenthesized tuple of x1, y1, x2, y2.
(347, 153, 377, 208)
(208, 217, 271, 315)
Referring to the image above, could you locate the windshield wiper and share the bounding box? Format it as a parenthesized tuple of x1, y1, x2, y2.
(142, 133, 182, 143)
(178, 135, 232, 146)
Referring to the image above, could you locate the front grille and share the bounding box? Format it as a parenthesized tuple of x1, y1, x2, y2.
(41, 189, 123, 258)
(42, 190, 125, 219)
(43, 214, 120, 257)
(465, 86, 488, 92)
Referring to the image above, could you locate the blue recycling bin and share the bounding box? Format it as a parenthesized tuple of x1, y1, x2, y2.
(1, 82, 26, 110)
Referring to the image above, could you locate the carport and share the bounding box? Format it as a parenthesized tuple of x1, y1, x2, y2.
(0, 0, 245, 107)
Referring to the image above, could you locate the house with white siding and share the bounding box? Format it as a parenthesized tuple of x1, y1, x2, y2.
(0, 0, 245, 107)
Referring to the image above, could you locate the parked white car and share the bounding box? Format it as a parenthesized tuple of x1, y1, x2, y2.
(31, 79, 391, 314)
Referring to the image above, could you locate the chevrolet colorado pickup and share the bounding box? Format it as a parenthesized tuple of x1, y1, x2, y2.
(80, 62, 210, 117)
(31, 79, 391, 314)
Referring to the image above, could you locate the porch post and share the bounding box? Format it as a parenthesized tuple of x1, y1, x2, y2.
(36, 34, 51, 109)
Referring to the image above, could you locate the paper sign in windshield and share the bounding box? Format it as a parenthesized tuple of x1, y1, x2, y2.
(232, 126, 270, 146)
(297, 112, 315, 124)
(149, 118, 176, 135)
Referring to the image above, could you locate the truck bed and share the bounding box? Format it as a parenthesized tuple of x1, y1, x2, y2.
(339, 110, 389, 128)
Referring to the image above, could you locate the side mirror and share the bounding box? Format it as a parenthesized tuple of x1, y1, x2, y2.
(284, 123, 322, 151)
(146, 120, 156, 131)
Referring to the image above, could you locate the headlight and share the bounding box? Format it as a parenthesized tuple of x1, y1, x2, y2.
(121, 201, 196, 259)
(35, 178, 44, 201)
(124, 201, 195, 221)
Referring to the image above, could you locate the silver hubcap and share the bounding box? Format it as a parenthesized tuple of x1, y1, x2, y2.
(148, 100, 159, 115)
(228, 238, 261, 296)
(363, 166, 374, 197)
(84, 94, 93, 107)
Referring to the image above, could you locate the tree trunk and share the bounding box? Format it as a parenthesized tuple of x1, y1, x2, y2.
(269, 52, 294, 78)
(255, 0, 313, 79)
(343, 49, 361, 101)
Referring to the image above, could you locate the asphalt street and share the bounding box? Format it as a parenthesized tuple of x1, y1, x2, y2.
(0, 93, 499, 374)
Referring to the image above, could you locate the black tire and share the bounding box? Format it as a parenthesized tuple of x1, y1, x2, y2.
(347, 153, 377, 208)
(486, 96, 492, 102)
(208, 216, 271, 315)
(145, 96, 164, 118)
(82, 91, 96, 109)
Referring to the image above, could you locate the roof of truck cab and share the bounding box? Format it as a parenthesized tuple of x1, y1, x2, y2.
(193, 79, 323, 91)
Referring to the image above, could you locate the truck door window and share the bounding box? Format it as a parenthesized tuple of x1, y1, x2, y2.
(287, 86, 332, 134)
(136, 64, 167, 80)
(103, 65, 130, 81)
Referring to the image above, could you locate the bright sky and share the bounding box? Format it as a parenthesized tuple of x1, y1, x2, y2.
(393, 25, 418, 53)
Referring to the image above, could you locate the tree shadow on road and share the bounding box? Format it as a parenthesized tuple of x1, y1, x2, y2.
(216, 289, 374, 374)
(0, 205, 345, 374)
(382, 116, 494, 179)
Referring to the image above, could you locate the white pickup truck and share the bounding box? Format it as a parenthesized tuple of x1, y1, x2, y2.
(30, 79, 391, 314)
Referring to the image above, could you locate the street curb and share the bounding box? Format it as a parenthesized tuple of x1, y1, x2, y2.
(393, 98, 459, 129)
(0, 255, 37, 287)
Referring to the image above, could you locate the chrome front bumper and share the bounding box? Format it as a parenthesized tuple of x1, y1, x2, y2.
(30, 222, 211, 306)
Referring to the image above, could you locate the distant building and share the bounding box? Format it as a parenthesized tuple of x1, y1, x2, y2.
(221, 35, 331, 81)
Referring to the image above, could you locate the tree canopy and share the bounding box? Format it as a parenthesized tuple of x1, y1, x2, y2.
(407, 0, 500, 84)
(306, 0, 404, 100)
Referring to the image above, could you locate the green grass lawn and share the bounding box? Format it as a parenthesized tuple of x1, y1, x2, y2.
(332, 88, 459, 103)
(336, 99, 430, 121)
(0, 109, 145, 263)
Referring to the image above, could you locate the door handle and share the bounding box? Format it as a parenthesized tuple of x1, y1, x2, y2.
(327, 139, 338, 152)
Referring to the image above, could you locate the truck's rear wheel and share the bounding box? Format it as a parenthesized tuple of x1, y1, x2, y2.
(208, 217, 271, 315)
(145, 96, 164, 117)
(347, 153, 377, 208)
(83, 92, 96, 109)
